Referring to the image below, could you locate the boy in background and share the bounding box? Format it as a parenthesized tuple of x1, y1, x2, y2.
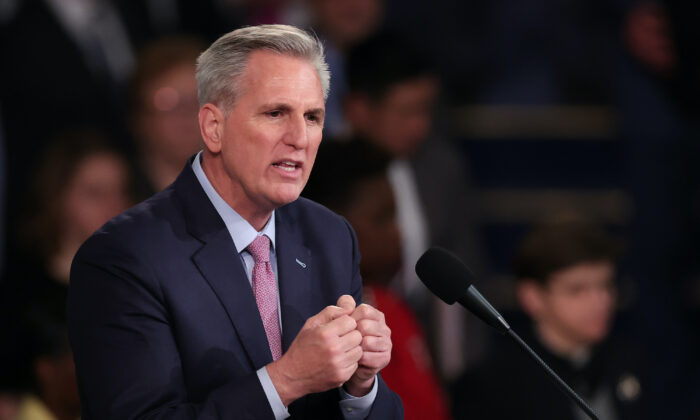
(451, 220, 648, 420)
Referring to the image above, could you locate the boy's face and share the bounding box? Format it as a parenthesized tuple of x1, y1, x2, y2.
(524, 261, 616, 349)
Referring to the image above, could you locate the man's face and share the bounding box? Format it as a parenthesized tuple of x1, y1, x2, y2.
(353, 76, 438, 158)
(531, 262, 616, 348)
(138, 62, 202, 166)
(218, 51, 325, 213)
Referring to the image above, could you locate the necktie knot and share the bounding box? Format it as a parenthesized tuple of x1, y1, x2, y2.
(248, 235, 271, 264)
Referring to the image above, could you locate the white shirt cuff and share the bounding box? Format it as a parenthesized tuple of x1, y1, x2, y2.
(338, 376, 378, 420)
(257, 366, 290, 420)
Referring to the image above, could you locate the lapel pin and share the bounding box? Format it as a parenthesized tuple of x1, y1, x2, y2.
(295, 258, 307, 268)
(616, 373, 641, 402)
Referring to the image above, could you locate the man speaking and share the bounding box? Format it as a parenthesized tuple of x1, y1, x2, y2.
(67, 25, 403, 419)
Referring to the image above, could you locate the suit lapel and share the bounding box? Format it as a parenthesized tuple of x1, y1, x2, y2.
(192, 231, 273, 368)
(174, 160, 273, 369)
(275, 209, 313, 352)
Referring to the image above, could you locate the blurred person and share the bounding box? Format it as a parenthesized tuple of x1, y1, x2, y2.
(0, 396, 18, 420)
(621, 0, 700, 111)
(0, 130, 130, 419)
(451, 220, 648, 420)
(615, 1, 700, 417)
(1, 130, 132, 329)
(14, 130, 132, 287)
(129, 36, 206, 198)
(0, 0, 161, 284)
(623, 1, 676, 76)
(13, 293, 80, 420)
(344, 32, 486, 381)
(309, 0, 383, 51)
(304, 140, 452, 420)
(305, 0, 385, 137)
(0, 0, 147, 197)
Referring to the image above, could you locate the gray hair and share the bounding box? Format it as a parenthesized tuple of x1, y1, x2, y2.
(196, 24, 330, 113)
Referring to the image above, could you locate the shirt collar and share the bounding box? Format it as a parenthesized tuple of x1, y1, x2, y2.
(191, 151, 276, 253)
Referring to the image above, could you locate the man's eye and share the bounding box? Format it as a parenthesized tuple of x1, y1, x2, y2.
(306, 114, 322, 123)
(267, 110, 282, 117)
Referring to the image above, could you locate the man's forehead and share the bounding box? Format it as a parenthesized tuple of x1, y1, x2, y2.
(244, 51, 321, 85)
(549, 262, 615, 287)
(236, 50, 324, 106)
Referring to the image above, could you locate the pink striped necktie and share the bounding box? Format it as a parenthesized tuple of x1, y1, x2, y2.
(247, 235, 283, 360)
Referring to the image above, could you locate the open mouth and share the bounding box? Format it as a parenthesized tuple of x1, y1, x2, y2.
(272, 161, 300, 172)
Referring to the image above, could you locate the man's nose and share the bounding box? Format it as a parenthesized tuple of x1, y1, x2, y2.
(283, 114, 309, 149)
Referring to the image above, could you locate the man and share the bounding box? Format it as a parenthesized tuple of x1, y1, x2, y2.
(67, 24, 402, 419)
(343, 32, 486, 380)
(128, 35, 207, 199)
(305, 0, 385, 138)
(451, 220, 648, 420)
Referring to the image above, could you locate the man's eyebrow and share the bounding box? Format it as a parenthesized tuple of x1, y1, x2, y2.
(260, 103, 292, 111)
(258, 103, 325, 117)
(306, 107, 325, 117)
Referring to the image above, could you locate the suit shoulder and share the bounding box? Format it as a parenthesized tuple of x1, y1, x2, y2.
(283, 197, 350, 230)
(279, 197, 358, 256)
(75, 187, 184, 262)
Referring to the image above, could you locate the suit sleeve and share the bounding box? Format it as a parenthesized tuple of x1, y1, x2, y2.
(67, 235, 275, 420)
(340, 218, 404, 420)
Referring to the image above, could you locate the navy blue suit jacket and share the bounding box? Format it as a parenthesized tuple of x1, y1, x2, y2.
(67, 162, 403, 419)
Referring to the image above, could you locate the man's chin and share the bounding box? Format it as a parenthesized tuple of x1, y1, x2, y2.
(268, 189, 302, 208)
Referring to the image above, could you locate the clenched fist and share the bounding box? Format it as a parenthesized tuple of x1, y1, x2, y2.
(267, 295, 363, 406)
(344, 303, 392, 397)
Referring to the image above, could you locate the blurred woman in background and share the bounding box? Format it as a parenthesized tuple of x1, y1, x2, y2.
(0, 129, 132, 420)
(17, 129, 133, 286)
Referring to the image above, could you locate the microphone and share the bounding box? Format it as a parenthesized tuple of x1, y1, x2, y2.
(415, 247, 600, 420)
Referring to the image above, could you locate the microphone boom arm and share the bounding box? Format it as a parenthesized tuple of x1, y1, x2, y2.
(505, 329, 600, 420)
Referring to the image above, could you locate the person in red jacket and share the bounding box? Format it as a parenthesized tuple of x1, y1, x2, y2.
(305, 139, 452, 420)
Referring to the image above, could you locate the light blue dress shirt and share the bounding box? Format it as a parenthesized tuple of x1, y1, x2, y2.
(192, 152, 377, 419)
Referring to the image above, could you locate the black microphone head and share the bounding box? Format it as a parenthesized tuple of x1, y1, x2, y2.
(415, 247, 476, 304)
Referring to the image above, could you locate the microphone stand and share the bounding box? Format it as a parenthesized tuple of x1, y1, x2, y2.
(458, 286, 600, 420)
(416, 249, 601, 420)
(506, 329, 600, 420)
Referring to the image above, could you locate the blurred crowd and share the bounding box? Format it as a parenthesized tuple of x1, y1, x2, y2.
(1, 0, 700, 419)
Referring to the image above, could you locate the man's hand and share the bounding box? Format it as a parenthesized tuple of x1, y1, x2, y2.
(267, 295, 363, 406)
(344, 303, 392, 397)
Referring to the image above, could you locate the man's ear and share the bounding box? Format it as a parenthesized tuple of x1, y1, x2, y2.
(199, 104, 224, 154)
(516, 279, 546, 320)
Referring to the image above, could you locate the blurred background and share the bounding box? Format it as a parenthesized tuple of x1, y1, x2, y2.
(1, 0, 699, 419)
